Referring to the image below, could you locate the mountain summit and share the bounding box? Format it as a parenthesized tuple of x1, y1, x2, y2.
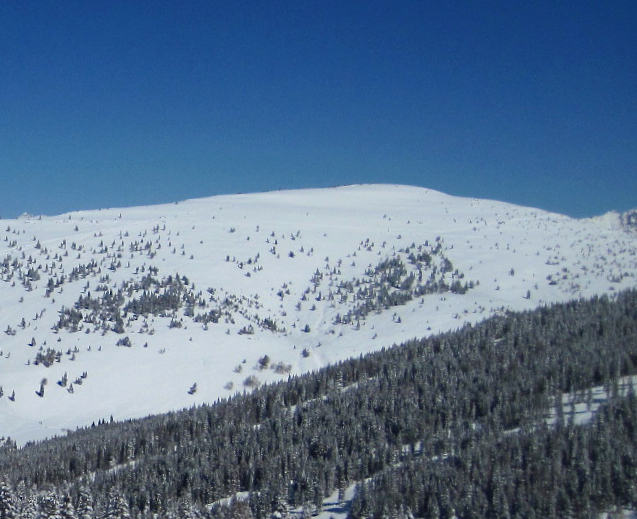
(1, 184, 636, 444)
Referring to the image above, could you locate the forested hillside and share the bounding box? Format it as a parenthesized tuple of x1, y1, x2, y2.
(2, 185, 636, 446)
(0, 289, 636, 518)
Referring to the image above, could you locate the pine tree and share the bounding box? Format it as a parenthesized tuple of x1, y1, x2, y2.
(228, 498, 253, 519)
(60, 494, 77, 519)
(39, 491, 62, 519)
(17, 494, 38, 519)
(75, 487, 94, 519)
(0, 479, 16, 519)
(102, 491, 130, 519)
(177, 497, 199, 519)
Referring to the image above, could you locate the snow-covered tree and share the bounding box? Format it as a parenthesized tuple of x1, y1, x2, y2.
(0, 479, 17, 519)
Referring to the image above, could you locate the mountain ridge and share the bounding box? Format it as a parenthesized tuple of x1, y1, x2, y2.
(1, 184, 635, 445)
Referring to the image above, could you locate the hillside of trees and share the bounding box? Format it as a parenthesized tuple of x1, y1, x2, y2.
(1, 289, 637, 518)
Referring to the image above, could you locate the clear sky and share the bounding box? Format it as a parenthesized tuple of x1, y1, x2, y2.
(0, 1, 635, 219)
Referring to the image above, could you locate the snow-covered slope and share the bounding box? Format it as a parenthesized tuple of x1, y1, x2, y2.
(1, 184, 635, 445)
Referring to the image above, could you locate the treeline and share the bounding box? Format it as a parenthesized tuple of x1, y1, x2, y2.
(0, 290, 636, 517)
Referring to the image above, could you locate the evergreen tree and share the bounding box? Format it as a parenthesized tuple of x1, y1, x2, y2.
(59, 494, 77, 519)
(0, 480, 16, 519)
(39, 491, 62, 519)
(102, 491, 130, 519)
(75, 487, 94, 519)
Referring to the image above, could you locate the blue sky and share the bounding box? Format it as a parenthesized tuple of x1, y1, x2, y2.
(0, 1, 635, 218)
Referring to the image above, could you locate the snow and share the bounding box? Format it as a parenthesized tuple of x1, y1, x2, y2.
(548, 375, 637, 427)
(0, 184, 636, 446)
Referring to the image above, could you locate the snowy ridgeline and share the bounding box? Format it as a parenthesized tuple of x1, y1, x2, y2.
(0, 184, 636, 445)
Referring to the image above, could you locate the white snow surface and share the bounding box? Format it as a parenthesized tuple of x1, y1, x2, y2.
(0, 184, 636, 445)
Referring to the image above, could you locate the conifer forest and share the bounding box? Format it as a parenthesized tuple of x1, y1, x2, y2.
(1, 289, 637, 518)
